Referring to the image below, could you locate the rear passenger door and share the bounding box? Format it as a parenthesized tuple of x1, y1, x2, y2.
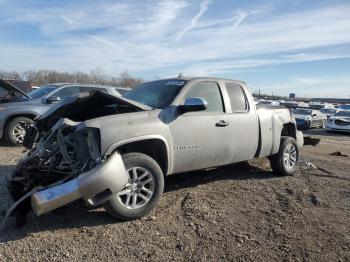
(224, 82, 259, 163)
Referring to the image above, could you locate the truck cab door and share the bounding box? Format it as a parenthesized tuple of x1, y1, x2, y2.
(223, 82, 259, 163)
(169, 81, 232, 173)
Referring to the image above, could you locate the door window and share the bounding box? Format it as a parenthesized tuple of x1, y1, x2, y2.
(80, 86, 108, 93)
(52, 86, 79, 100)
(184, 82, 224, 112)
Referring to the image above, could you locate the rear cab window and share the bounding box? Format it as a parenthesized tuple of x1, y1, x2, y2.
(225, 82, 248, 113)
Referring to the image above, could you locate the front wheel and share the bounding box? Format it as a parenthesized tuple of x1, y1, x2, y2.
(104, 153, 164, 221)
(4, 117, 33, 145)
(269, 136, 299, 176)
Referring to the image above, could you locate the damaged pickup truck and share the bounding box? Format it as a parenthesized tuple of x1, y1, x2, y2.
(3, 77, 303, 227)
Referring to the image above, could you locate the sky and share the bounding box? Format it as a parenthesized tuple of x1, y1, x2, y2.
(0, 0, 350, 98)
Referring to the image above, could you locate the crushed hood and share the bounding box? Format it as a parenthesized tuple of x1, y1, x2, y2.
(36, 91, 151, 131)
(0, 79, 31, 101)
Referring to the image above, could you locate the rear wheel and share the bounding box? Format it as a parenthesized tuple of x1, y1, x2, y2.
(4, 117, 33, 146)
(269, 136, 298, 176)
(104, 153, 164, 220)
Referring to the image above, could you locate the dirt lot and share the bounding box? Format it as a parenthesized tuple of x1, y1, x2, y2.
(0, 130, 349, 261)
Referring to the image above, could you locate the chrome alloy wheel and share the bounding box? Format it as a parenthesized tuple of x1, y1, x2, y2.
(117, 167, 155, 209)
(283, 144, 297, 169)
(12, 121, 28, 144)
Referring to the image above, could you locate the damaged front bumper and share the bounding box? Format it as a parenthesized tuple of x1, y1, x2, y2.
(32, 151, 128, 215)
(2, 118, 129, 229)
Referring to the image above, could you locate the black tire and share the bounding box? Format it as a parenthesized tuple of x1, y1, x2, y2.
(269, 136, 299, 176)
(4, 117, 33, 146)
(104, 153, 164, 221)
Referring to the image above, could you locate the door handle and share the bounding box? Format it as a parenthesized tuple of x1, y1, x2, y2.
(216, 120, 229, 127)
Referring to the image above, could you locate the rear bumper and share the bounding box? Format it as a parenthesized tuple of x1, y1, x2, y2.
(31, 152, 129, 216)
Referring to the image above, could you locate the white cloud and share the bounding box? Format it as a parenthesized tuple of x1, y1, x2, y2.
(232, 11, 247, 29)
(255, 76, 350, 98)
(176, 0, 212, 42)
(0, 1, 350, 89)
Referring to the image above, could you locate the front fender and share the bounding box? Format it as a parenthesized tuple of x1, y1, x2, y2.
(104, 135, 171, 174)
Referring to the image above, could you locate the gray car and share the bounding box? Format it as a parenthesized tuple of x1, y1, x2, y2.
(0, 80, 130, 145)
(3, 77, 303, 227)
(293, 108, 327, 130)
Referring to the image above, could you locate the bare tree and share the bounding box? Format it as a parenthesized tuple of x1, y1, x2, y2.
(0, 68, 143, 87)
(118, 70, 143, 88)
(0, 70, 21, 80)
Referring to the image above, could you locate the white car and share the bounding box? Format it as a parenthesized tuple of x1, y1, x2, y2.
(326, 110, 350, 133)
(258, 99, 280, 107)
(320, 108, 338, 119)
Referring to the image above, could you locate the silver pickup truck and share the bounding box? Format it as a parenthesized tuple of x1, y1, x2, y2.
(4, 77, 303, 226)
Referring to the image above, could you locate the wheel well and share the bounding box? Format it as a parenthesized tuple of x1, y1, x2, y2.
(281, 122, 297, 139)
(3, 114, 36, 131)
(116, 139, 169, 175)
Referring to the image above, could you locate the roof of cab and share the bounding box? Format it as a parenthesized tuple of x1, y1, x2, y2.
(165, 76, 247, 86)
(43, 83, 131, 90)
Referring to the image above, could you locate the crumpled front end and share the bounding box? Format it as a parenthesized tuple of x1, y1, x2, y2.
(31, 151, 128, 215)
(5, 117, 129, 219)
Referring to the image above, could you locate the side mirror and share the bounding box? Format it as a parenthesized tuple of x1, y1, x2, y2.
(45, 96, 60, 104)
(178, 97, 207, 113)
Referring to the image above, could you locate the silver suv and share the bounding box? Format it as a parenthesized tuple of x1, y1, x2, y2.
(0, 80, 130, 145)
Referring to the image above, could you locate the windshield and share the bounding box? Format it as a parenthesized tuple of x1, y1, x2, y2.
(321, 108, 337, 114)
(28, 85, 58, 99)
(335, 111, 350, 117)
(124, 79, 186, 108)
(294, 109, 312, 115)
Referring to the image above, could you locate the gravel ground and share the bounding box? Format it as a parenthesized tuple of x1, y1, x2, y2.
(0, 130, 349, 261)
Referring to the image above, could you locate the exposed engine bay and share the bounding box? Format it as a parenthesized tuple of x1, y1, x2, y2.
(2, 91, 145, 228)
(8, 119, 102, 202)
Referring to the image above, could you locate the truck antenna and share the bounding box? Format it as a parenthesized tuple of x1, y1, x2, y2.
(178, 73, 183, 78)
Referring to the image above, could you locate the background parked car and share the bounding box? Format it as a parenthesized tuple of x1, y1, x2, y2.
(326, 110, 350, 133)
(293, 108, 327, 130)
(338, 104, 350, 110)
(320, 108, 338, 119)
(0, 81, 130, 145)
(1, 79, 32, 94)
(257, 99, 280, 107)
